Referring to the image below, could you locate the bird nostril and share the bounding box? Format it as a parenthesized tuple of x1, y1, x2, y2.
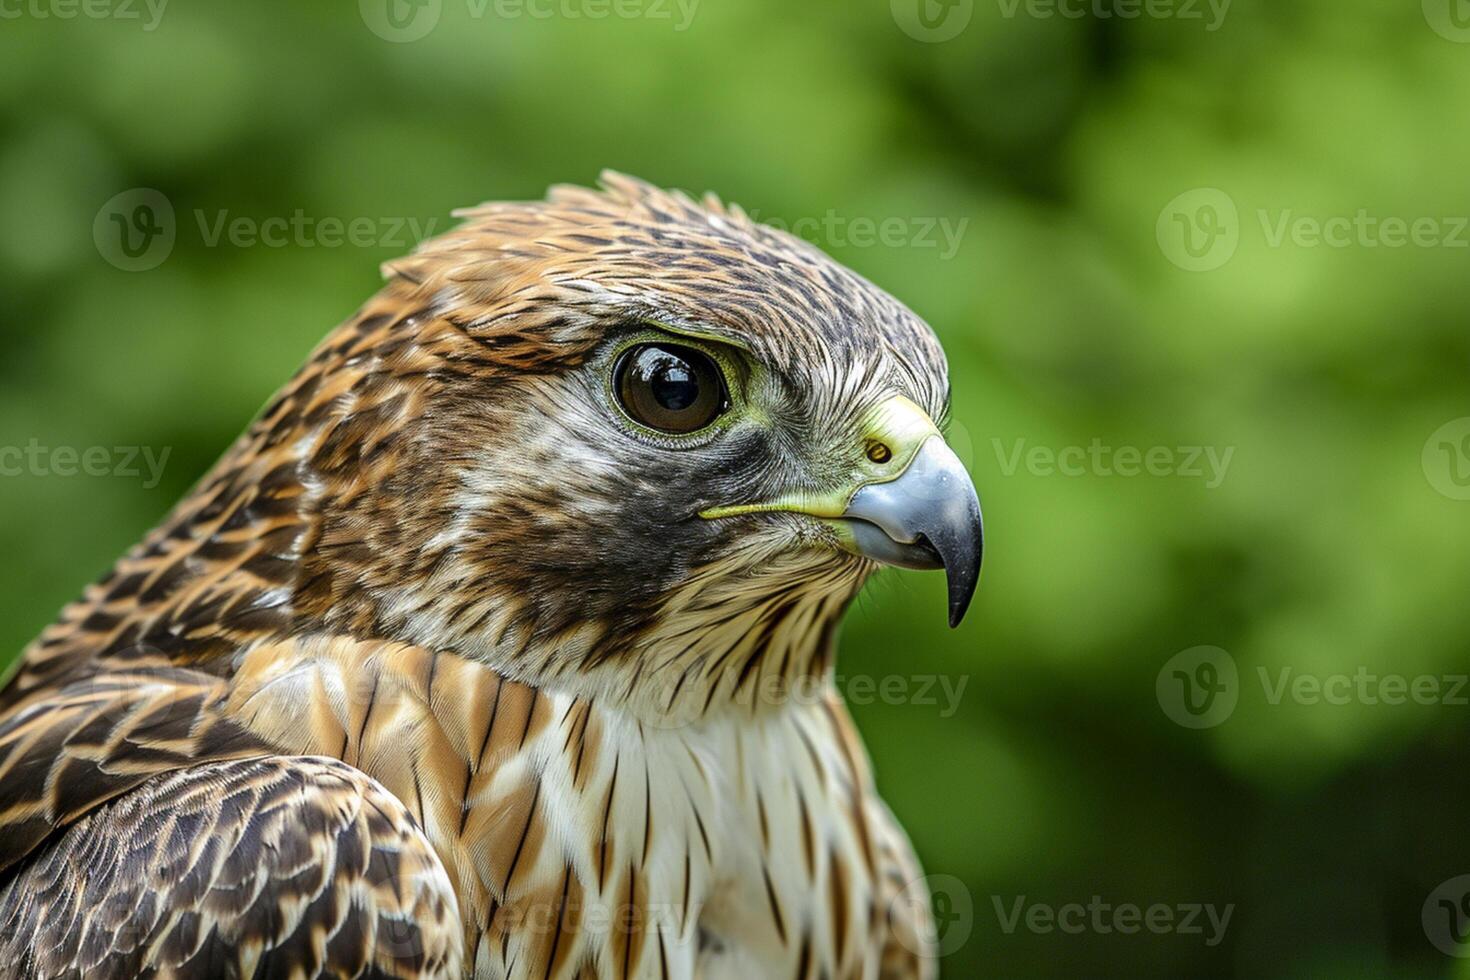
(866, 441, 893, 465)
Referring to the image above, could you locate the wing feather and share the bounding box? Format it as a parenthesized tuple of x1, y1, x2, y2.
(0, 755, 463, 979)
(0, 667, 267, 877)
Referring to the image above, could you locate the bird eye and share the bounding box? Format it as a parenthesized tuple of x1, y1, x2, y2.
(614, 343, 728, 435)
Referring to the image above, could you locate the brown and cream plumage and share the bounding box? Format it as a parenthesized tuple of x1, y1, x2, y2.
(0, 173, 982, 979)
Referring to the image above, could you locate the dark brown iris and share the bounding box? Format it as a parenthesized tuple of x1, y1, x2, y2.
(614, 343, 727, 434)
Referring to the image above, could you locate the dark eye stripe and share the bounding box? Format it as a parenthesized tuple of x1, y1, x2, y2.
(614, 343, 728, 435)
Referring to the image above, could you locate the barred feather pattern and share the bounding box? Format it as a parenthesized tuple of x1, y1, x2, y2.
(0, 174, 943, 979)
(222, 636, 932, 979)
(0, 756, 463, 979)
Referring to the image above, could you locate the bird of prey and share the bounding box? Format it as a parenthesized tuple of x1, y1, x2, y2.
(0, 173, 982, 980)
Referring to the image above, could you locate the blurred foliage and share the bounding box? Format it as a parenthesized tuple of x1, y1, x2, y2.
(3, 0, 1470, 976)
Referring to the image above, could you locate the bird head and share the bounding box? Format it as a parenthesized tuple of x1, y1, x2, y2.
(208, 173, 981, 718)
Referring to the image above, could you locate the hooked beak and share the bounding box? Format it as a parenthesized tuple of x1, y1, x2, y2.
(700, 395, 984, 628)
(839, 435, 983, 627)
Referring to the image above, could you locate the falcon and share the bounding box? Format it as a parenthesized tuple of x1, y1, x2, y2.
(0, 173, 982, 980)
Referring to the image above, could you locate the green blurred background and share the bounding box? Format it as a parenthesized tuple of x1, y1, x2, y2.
(3, 0, 1470, 976)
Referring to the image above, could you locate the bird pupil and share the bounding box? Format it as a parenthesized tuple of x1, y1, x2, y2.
(614, 342, 726, 434)
(652, 360, 698, 412)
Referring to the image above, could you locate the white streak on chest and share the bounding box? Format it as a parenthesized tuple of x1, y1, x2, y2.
(228, 640, 884, 979)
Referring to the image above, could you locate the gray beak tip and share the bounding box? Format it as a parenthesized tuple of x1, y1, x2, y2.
(946, 515, 983, 628)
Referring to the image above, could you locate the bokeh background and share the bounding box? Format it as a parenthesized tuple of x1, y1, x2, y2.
(3, 0, 1470, 975)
